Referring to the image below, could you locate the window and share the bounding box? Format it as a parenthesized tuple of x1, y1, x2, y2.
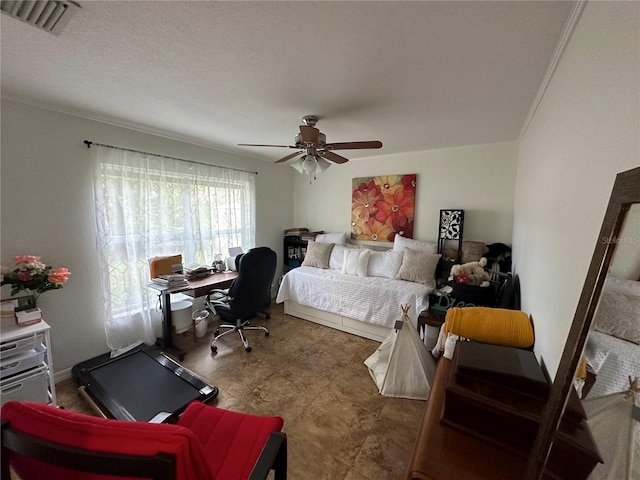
(92, 145, 255, 354)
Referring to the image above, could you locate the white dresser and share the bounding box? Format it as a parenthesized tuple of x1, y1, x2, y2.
(0, 319, 56, 407)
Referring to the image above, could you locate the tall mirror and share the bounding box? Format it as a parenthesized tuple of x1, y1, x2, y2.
(526, 166, 640, 479)
(582, 203, 640, 400)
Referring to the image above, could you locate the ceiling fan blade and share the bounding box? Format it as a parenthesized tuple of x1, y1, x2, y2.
(299, 125, 320, 144)
(238, 143, 297, 148)
(325, 141, 383, 150)
(320, 150, 349, 164)
(275, 151, 303, 163)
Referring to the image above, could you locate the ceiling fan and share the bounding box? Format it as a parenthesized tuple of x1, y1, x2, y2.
(238, 116, 383, 176)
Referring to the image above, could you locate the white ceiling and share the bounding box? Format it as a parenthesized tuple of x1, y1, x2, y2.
(1, 1, 575, 163)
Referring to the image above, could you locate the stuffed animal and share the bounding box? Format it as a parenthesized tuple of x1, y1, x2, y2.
(450, 257, 491, 287)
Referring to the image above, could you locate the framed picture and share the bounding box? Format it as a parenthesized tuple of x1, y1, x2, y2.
(437, 209, 465, 261)
(351, 174, 417, 241)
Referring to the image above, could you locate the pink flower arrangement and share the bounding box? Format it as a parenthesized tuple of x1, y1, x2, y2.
(1, 255, 70, 304)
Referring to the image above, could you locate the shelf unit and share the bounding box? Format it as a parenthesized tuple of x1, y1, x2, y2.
(284, 235, 308, 272)
(0, 319, 56, 407)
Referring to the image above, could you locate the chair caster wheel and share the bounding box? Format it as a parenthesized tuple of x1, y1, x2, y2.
(265, 313, 271, 320)
(245, 346, 252, 352)
(214, 329, 219, 335)
(265, 331, 269, 337)
(210, 345, 217, 354)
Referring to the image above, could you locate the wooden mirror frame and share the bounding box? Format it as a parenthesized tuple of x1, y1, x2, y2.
(525, 166, 640, 479)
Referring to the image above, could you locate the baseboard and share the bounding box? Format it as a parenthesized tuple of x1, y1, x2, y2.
(54, 367, 73, 383)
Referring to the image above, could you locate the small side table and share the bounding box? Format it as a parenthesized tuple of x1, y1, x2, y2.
(418, 295, 448, 351)
(417, 308, 446, 333)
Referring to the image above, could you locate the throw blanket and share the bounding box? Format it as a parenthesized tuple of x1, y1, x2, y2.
(276, 266, 431, 329)
(432, 306, 534, 358)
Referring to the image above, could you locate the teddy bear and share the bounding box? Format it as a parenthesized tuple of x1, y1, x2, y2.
(450, 257, 491, 287)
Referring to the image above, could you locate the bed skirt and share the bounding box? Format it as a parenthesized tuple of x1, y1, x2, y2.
(284, 300, 389, 342)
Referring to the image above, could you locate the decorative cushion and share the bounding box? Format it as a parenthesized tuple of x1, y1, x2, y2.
(301, 240, 334, 269)
(329, 245, 346, 270)
(392, 234, 437, 254)
(444, 307, 534, 349)
(592, 291, 640, 344)
(604, 276, 640, 297)
(342, 249, 370, 277)
(367, 250, 404, 279)
(396, 248, 441, 288)
(315, 232, 347, 245)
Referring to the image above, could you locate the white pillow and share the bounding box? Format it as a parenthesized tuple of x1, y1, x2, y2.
(604, 276, 640, 297)
(584, 334, 610, 374)
(392, 234, 437, 254)
(368, 250, 404, 279)
(342, 249, 370, 277)
(329, 245, 346, 270)
(315, 232, 347, 245)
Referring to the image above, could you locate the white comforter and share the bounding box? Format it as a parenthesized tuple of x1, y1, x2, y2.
(276, 266, 432, 329)
(585, 331, 640, 398)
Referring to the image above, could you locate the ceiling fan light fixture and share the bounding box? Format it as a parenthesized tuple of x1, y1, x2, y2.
(316, 157, 331, 172)
(290, 155, 331, 182)
(289, 157, 306, 174)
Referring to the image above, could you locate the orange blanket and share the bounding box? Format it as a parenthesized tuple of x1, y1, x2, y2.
(444, 306, 534, 348)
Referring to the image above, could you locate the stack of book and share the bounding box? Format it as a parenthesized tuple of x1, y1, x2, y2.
(1, 300, 17, 327)
(151, 273, 189, 288)
(15, 307, 42, 327)
(284, 227, 309, 236)
(183, 264, 212, 279)
(300, 230, 324, 241)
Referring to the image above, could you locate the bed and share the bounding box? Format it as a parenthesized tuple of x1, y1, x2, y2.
(277, 265, 432, 341)
(583, 276, 640, 399)
(276, 234, 442, 341)
(584, 331, 640, 398)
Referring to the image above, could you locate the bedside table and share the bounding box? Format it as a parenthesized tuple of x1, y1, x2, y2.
(418, 307, 446, 331)
(418, 295, 449, 350)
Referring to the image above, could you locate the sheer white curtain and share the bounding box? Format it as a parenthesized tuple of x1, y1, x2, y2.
(91, 145, 256, 355)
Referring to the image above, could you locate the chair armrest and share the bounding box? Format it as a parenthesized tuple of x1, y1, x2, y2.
(248, 431, 287, 480)
(205, 289, 232, 305)
(209, 288, 229, 295)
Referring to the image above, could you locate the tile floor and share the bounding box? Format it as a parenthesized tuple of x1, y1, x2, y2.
(55, 303, 426, 480)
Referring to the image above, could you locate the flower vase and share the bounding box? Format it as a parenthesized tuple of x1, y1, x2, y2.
(14, 295, 41, 326)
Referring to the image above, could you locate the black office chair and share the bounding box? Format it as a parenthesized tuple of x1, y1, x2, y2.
(205, 247, 277, 353)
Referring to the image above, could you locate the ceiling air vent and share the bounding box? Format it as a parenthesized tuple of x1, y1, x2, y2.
(0, 0, 80, 35)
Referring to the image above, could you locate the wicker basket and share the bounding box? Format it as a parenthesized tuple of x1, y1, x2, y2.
(461, 241, 485, 263)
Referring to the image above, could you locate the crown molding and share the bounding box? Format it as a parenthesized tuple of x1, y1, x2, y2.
(1, 93, 266, 161)
(518, 0, 587, 141)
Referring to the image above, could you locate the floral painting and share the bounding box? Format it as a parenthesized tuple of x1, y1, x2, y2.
(351, 174, 416, 241)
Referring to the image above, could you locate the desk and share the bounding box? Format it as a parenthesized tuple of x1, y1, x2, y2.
(148, 272, 238, 360)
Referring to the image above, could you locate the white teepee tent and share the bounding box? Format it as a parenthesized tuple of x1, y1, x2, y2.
(364, 305, 437, 400)
(583, 381, 640, 480)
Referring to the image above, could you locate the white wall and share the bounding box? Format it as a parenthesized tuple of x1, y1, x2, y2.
(293, 142, 518, 247)
(0, 99, 293, 378)
(514, 1, 640, 377)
